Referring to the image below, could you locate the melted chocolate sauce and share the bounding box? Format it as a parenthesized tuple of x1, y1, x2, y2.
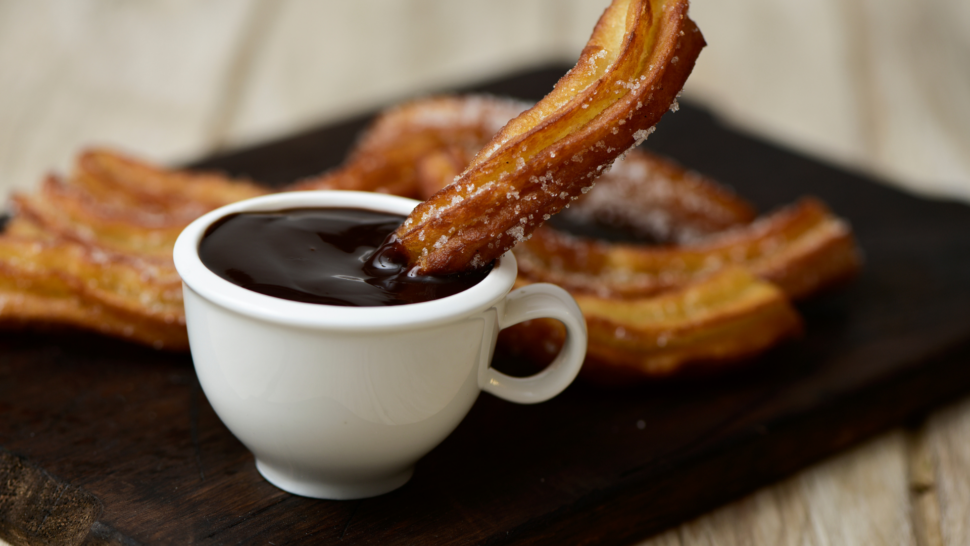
(199, 208, 492, 307)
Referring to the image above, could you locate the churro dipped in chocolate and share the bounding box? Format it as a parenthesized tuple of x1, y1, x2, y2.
(386, 0, 706, 274)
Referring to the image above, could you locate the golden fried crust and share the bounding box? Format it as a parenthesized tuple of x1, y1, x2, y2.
(75, 149, 266, 214)
(0, 91, 860, 379)
(579, 269, 803, 376)
(412, 147, 758, 240)
(392, 0, 706, 274)
(13, 177, 188, 259)
(289, 96, 528, 197)
(12, 150, 266, 260)
(0, 237, 187, 350)
(498, 268, 803, 384)
(515, 198, 862, 300)
(415, 147, 473, 200)
(0, 149, 251, 350)
(559, 149, 757, 242)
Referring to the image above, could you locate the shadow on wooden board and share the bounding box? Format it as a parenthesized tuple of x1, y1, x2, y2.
(2, 65, 970, 545)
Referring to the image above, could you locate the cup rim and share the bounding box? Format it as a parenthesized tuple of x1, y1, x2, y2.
(173, 191, 518, 332)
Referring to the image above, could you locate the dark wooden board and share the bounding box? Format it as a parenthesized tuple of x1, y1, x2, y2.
(3, 66, 970, 546)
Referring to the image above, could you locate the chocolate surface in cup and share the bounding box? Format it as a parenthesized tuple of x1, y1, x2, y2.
(198, 208, 492, 307)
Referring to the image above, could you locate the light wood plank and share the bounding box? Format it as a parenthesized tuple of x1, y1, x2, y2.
(685, 0, 970, 202)
(684, 0, 872, 176)
(924, 397, 970, 545)
(638, 431, 917, 546)
(0, 0, 261, 198)
(219, 0, 611, 149)
(5, 0, 966, 203)
(907, 426, 944, 546)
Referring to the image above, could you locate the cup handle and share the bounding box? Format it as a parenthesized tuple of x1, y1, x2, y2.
(479, 283, 587, 404)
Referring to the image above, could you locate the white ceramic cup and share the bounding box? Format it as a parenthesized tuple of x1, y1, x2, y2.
(173, 191, 587, 500)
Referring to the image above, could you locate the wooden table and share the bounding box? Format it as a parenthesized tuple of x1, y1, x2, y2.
(2, 4, 970, 543)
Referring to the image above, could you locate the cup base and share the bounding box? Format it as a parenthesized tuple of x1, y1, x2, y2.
(255, 459, 415, 500)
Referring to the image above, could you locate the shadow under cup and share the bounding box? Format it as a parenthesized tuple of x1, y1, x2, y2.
(173, 191, 587, 500)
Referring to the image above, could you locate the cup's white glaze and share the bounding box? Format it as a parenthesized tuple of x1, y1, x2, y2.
(173, 191, 587, 500)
